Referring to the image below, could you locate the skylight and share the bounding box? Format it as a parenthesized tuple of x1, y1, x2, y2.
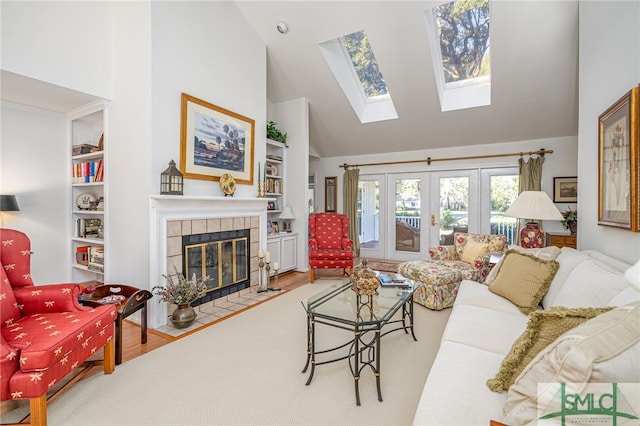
(319, 30, 398, 124)
(425, 0, 492, 112)
(341, 31, 389, 98)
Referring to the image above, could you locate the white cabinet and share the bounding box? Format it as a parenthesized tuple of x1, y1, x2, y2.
(69, 102, 108, 283)
(266, 233, 298, 275)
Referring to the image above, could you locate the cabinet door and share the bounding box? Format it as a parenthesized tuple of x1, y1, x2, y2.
(280, 235, 297, 271)
(267, 238, 281, 269)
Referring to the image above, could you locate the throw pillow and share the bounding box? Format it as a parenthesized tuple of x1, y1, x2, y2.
(488, 250, 559, 314)
(485, 245, 561, 286)
(461, 239, 489, 264)
(502, 302, 640, 425)
(486, 306, 613, 393)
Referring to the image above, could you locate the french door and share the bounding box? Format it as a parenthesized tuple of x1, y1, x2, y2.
(357, 168, 517, 260)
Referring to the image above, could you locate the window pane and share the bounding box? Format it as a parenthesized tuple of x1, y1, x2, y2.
(435, 0, 491, 83)
(341, 30, 389, 98)
(395, 179, 421, 252)
(439, 177, 469, 245)
(490, 175, 518, 244)
(358, 180, 380, 249)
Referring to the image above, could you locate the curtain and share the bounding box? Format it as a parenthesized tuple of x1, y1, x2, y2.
(343, 168, 360, 257)
(516, 156, 544, 244)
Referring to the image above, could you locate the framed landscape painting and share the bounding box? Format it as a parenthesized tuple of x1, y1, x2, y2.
(180, 93, 255, 184)
(553, 176, 577, 203)
(598, 86, 639, 232)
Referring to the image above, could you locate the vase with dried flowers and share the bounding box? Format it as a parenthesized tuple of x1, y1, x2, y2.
(561, 207, 577, 235)
(152, 268, 210, 328)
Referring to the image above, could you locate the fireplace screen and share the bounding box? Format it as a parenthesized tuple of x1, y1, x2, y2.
(183, 230, 249, 292)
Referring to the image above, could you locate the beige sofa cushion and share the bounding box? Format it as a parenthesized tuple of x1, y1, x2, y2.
(486, 306, 613, 393)
(488, 250, 559, 315)
(502, 302, 640, 425)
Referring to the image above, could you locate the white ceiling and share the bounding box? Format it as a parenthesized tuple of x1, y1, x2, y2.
(1, 70, 100, 113)
(236, 1, 579, 158)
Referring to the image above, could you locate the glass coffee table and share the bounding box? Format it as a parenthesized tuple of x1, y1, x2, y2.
(301, 278, 416, 405)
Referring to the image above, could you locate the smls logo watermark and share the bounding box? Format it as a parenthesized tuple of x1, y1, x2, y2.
(537, 383, 640, 425)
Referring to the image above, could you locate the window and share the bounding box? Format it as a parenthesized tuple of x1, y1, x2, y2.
(425, 0, 492, 111)
(319, 30, 398, 123)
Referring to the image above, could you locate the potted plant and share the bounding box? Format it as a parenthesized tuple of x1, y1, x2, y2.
(266, 120, 288, 147)
(152, 268, 210, 328)
(561, 207, 577, 235)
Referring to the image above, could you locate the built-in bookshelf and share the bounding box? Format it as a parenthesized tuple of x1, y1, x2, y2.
(265, 138, 296, 273)
(70, 101, 108, 283)
(265, 139, 285, 215)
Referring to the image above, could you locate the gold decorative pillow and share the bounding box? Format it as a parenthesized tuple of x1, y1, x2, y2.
(486, 306, 613, 393)
(488, 250, 559, 314)
(460, 239, 489, 264)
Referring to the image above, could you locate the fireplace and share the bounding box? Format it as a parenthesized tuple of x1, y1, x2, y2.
(149, 195, 268, 328)
(183, 229, 250, 306)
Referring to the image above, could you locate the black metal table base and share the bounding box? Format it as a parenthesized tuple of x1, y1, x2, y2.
(302, 296, 416, 406)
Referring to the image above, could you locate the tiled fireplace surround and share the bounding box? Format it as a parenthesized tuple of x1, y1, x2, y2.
(149, 196, 268, 329)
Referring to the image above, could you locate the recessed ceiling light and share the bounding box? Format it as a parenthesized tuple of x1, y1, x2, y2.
(276, 22, 289, 34)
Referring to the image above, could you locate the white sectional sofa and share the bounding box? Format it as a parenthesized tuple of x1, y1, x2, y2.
(412, 247, 640, 426)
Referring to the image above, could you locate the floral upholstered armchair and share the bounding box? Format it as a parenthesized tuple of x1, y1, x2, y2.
(398, 232, 507, 310)
(308, 213, 354, 283)
(427, 232, 508, 282)
(0, 229, 116, 425)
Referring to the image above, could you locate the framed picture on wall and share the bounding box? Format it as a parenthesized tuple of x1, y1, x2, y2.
(180, 93, 255, 184)
(553, 177, 578, 203)
(598, 86, 639, 232)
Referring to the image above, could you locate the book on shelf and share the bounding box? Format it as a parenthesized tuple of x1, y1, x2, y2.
(75, 218, 104, 239)
(72, 159, 103, 183)
(75, 246, 89, 266)
(72, 144, 98, 155)
(88, 246, 104, 272)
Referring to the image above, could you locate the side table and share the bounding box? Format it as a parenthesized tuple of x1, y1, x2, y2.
(81, 284, 153, 365)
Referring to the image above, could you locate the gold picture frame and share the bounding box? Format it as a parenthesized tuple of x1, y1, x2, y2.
(598, 86, 639, 231)
(180, 93, 255, 184)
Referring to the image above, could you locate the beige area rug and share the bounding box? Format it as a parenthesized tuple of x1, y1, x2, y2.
(358, 258, 403, 273)
(4, 281, 451, 426)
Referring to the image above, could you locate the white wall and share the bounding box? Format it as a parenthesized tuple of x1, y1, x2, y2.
(0, 104, 70, 282)
(107, 1, 153, 290)
(578, 1, 640, 264)
(313, 135, 577, 226)
(270, 98, 310, 271)
(1, 1, 112, 100)
(1, 2, 267, 328)
(151, 1, 266, 198)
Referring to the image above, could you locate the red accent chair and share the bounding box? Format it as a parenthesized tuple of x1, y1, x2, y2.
(0, 229, 116, 426)
(308, 213, 354, 283)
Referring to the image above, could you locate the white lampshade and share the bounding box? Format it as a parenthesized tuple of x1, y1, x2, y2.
(504, 191, 563, 221)
(280, 206, 295, 220)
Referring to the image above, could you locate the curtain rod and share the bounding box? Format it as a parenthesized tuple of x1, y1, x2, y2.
(340, 148, 553, 170)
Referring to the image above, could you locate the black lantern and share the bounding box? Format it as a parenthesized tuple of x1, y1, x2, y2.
(160, 160, 184, 195)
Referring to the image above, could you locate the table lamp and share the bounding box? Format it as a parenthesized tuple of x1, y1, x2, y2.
(505, 191, 563, 248)
(0, 195, 20, 227)
(280, 206, 295, 233)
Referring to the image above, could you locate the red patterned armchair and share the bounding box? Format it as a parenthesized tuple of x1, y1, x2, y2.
(0, 229, 116, 425)
(308, 213, 354, 283)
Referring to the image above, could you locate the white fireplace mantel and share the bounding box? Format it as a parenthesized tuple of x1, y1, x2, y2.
(148, 195, 270, 328)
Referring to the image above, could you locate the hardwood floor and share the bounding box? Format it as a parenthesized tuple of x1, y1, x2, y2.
(121, 269, 318, 364)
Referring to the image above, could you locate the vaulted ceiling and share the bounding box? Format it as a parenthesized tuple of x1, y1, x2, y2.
(236, 1, 579, 158)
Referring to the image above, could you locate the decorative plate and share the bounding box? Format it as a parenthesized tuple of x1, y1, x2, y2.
(76, 192, 96, 210)
(219, 173, 236, 196)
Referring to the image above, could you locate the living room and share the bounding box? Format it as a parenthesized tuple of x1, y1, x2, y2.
(1, 1, 639, 424)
